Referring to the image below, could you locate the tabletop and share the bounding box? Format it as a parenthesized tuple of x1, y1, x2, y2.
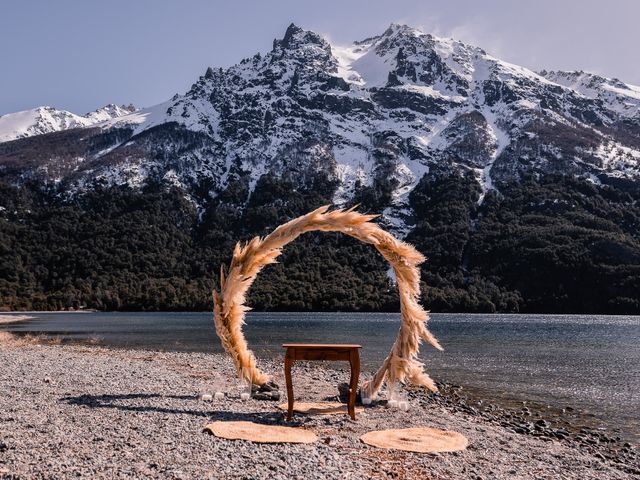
(282, 344, 362, 349)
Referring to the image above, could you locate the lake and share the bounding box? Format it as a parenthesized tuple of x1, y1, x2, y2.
(2, 311, 638, 442)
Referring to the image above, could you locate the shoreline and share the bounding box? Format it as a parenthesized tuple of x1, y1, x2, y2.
(0, 315, 35, 325)
(3, 309, 639, 316)
(0, 310, 97, 314)
(0, 335, 636, 479)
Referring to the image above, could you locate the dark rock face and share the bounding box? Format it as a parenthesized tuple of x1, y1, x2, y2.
(482, 79, 520, 106)
(371, 87, 455, 115)
(440, 111, 496, 168)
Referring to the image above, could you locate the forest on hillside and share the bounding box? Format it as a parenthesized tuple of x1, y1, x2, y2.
(1, 170, 639, 313)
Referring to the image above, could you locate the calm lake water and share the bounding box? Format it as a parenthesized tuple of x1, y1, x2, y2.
(2, 312, 639, 442)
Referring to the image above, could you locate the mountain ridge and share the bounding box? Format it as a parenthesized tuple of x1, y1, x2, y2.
(1, 23, 638, 220)
(0, 104, 136, 143)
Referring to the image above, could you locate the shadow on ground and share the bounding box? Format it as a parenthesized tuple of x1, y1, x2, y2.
(59, 393, 293, 425)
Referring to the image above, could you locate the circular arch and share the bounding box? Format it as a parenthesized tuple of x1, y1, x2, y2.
(213, 205, 443, 397)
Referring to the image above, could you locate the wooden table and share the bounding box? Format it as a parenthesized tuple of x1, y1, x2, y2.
(282, 343, 362, 421)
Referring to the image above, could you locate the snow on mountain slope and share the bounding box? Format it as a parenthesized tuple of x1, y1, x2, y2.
(2, 23, 639, 235)
(85, 104, 136, 123)
(0, 104, 135, 143)
(540, 70, 640, 117)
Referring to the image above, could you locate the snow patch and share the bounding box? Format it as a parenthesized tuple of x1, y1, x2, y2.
(477, 108, 510, 205)
(349, 44, 396, 87)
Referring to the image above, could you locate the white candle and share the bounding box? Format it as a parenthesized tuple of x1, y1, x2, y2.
(201, 394, 213, 402)
(240, 392, 250, 401)
(398, 401, 409, 411)
(387, 399, 398, 408)
(362, 397, 372, 406)
(214, 391, 224, 400)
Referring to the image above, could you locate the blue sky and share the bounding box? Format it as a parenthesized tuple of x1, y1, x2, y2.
(1, 0, 638, 115)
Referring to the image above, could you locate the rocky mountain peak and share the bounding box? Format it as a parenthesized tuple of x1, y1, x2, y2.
(272, 23, 332, 60)
(1, 23, 639, 227)
(381, 23, 423, 40)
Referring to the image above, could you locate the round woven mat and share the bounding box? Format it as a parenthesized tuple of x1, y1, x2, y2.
(204, 421, 318, 444)
(360, 427, 468, 453)
(277, 402, 364, 415)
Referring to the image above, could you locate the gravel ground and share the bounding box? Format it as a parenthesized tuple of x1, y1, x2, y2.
(0, 335, 637, 479)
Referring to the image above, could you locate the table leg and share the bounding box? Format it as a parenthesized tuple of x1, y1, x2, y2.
(284, 350, 294, 421)
(348, 349, 360, 420)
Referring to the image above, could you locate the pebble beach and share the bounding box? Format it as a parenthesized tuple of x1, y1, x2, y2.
(0, 333, 637, 480)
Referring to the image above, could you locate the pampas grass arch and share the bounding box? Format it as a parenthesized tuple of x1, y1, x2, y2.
(213, 205, 443, 397)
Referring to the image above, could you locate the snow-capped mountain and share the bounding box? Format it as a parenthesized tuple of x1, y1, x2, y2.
(0, 104, 135, 143)
(1, 23, 639, 230)
(2, 23, 640, 314)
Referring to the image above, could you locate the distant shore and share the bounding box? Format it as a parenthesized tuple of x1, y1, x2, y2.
(0, 311, 99, 325)
(0, 333, 636, 479)
(0, 310, 98, 314)
(0, 314, 35, 325)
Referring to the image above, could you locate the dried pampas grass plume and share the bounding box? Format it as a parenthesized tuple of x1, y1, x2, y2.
(213, 205, 442, 396)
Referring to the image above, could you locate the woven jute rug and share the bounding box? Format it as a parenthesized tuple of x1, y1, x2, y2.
(360, 427, 468, 453)
(277, 402, 364, 415)
(204, 421, 318, 444)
